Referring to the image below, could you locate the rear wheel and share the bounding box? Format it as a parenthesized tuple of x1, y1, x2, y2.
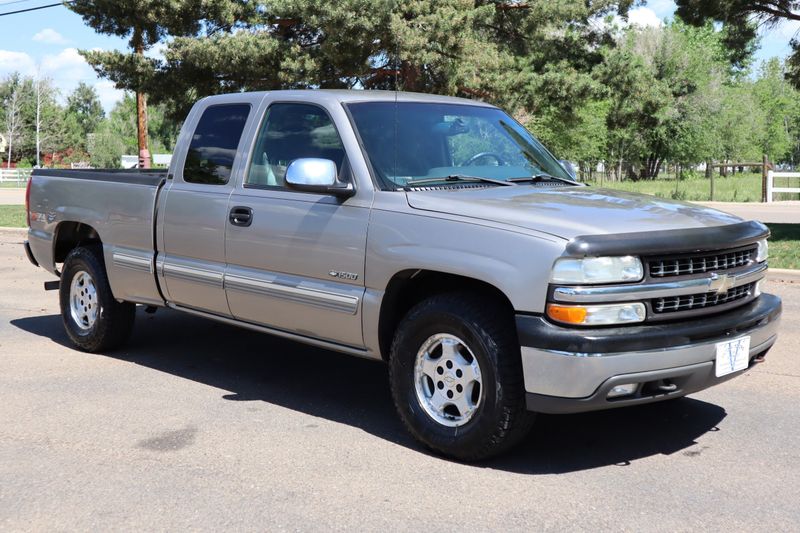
(59, 245, 135, 352)
(389, 292, 535, 461)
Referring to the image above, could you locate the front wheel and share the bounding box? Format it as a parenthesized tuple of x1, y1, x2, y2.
(389, 292, 535, 461)
(59, 245, 135, 352)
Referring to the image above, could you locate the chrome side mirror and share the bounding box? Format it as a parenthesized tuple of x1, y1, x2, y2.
(285, 158, 354, 197)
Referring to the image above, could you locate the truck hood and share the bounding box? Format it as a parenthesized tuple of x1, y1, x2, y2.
(405, 186, 744, 240)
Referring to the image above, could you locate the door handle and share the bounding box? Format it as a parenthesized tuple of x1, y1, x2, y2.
(229, 206, 253, 227)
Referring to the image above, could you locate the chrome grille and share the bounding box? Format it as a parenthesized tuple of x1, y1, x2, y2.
(652, 282, 755, 314)
(647, 246, 757, 278)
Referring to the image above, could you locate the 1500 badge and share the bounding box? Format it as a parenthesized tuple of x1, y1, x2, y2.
(329, 270, 358, 281)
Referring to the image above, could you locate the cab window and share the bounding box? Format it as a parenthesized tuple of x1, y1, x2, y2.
(246, 103, 346, 188)
(183, 104, 251, 185)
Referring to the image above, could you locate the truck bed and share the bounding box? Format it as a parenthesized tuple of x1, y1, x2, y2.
(27, 168, 168, 306)
(32, 168, 168, 186)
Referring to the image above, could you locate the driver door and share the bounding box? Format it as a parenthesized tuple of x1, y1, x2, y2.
(224, 101, 370, 347)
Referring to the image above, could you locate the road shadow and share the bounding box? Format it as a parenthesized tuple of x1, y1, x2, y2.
(11, 309, 726, 474)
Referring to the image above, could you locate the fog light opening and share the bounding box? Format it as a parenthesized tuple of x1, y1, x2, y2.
(607, 383, 638, 399)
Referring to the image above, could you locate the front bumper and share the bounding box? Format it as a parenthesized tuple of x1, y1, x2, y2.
(517, 293, 782, 414)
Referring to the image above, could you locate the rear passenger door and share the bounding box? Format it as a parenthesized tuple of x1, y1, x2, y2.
(224, 101, 370, 348)
(159, 102, 253, 316)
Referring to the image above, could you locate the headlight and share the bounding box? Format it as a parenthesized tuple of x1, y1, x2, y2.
(547, 302, 646, 326)
(756, 239, 768, 262)
(551, 256, 643, 284)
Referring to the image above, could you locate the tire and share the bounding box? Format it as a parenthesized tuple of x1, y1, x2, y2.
(59, 245, 135, 352)
(389, 292, 535, 461)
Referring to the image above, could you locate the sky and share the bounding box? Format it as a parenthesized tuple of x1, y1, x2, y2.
(0, 0, 797, 114)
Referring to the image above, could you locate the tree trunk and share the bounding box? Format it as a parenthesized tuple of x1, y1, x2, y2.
(134, 30, 151, 169)
(399, 61, 420, 92)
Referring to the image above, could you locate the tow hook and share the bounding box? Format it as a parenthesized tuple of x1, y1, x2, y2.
(655, 380, 677, 393)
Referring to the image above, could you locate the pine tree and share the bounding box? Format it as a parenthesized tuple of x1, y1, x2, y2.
(73, 1, 637, 124)
(68, 0, 252, 167)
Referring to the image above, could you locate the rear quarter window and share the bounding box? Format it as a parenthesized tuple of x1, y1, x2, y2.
(183, 104, 251, 185)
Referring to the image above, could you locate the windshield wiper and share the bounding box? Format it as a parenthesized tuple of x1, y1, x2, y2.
(404, 174, 515, 188)
(507, 173, 577, 185)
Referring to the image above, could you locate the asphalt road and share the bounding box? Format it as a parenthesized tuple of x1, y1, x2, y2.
(1, 229, 799, 532)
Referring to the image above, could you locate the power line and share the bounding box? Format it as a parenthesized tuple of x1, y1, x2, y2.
(0, 1, 72, 17)
(0, 0, 41, 7)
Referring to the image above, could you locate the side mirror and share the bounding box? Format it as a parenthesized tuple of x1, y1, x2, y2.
(285, 158, 354, 197)
(559, 160, 577, 180)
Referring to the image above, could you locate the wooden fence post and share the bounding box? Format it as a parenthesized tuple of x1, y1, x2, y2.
(706, 160, 714, 201)
(761, 154, 769, 203)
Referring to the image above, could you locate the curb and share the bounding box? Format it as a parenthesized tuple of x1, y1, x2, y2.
(768, 268, 800, 284)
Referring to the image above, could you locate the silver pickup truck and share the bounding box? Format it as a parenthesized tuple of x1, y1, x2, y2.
(25, 90, 782, 460)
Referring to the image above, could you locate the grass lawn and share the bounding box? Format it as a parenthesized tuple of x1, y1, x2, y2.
(587, 172, 800, 203)
(0, 205, 25, 227)
(766, 223, 800, 270)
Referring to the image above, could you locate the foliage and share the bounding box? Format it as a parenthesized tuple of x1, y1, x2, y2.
(89, 93, 179, 168)
(0, 74, 25, 168)
(67, 82, 105, 148)
(754, 58, 798, 162)
(72, 1, 638, 120)
(675, 0, 799, 84)
(0, 75, 86, 167)
(599, 21, 730, 179)
(5, 0, 800, 177)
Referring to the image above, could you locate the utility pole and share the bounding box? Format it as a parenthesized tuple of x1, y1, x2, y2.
(133, 29, 151, 169)
(35, 76, 41, 168)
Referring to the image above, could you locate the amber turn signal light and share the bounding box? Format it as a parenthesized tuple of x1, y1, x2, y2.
(547, 304, 588, 324)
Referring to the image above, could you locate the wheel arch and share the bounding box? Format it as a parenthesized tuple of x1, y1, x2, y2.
(376, 269, 516, 362)
(53, 221, 102, 267)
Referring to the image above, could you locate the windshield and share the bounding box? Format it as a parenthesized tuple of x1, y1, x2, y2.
(345, 101, 573, 189)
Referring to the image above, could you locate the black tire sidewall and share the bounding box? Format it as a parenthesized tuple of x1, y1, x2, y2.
(391, 299, 509, 456)
(59, 246, 114, 351)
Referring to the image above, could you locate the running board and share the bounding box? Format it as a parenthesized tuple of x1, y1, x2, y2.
(44, 280, 60, 291)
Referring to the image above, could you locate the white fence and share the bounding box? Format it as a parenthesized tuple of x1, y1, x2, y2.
(0, 168, 31, 186)
(767, 170, 800, 203)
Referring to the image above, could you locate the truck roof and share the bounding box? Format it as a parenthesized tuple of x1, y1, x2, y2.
(199, 89, 496, 108)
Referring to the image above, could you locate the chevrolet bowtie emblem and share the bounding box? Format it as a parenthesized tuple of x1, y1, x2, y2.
(709, 273, 735, 295)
